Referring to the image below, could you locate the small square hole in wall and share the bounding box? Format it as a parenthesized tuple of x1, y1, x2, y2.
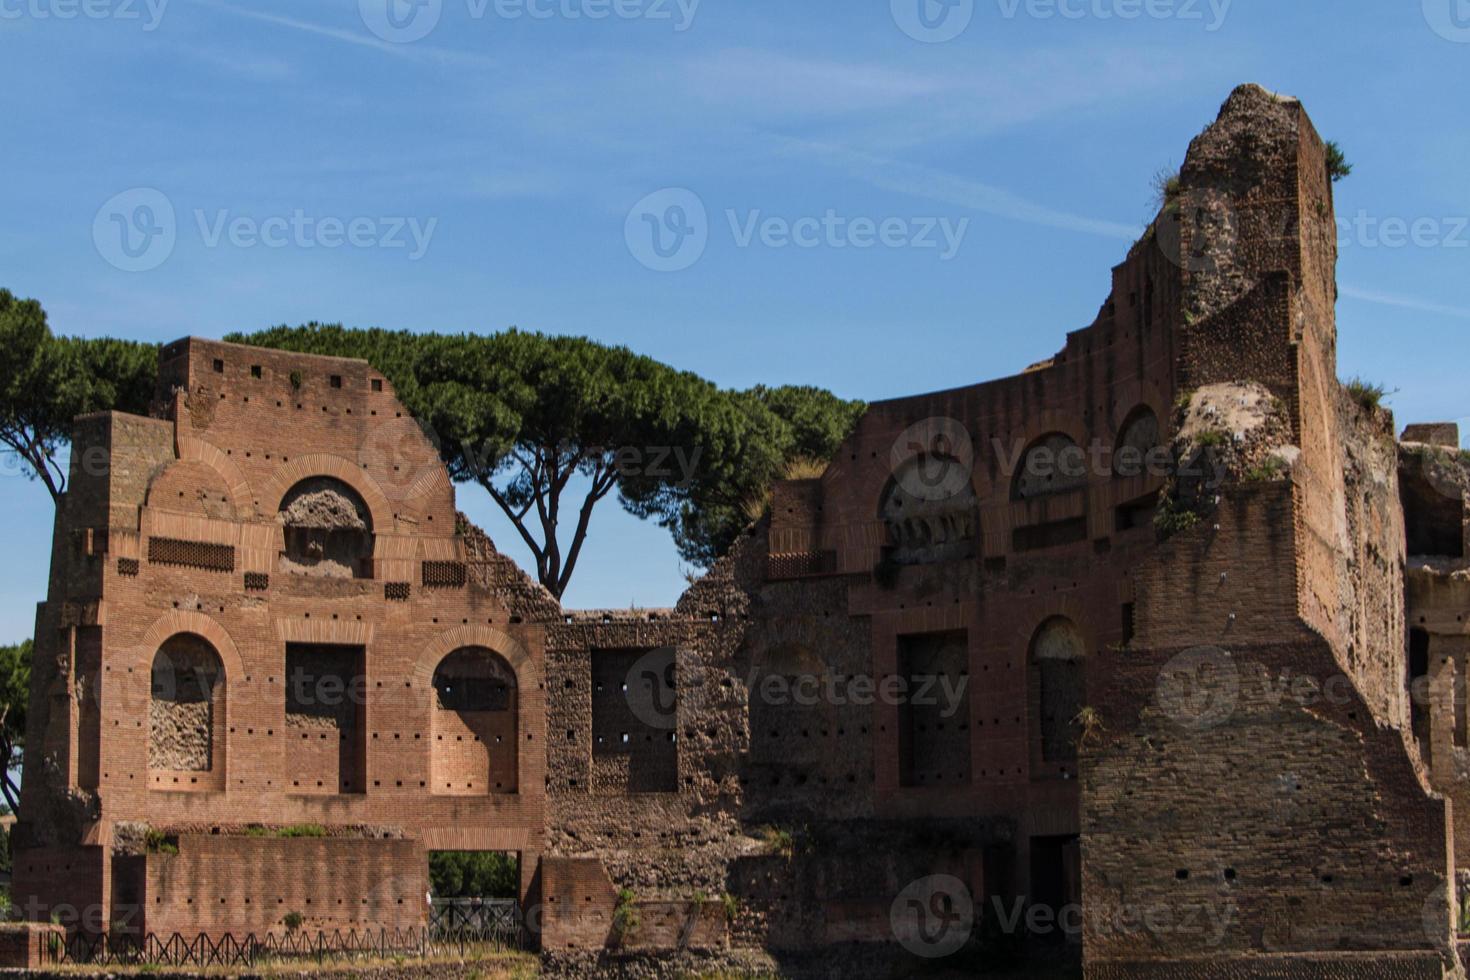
(213, 358, 224, 373)
(371, 378, 383, 392)
(330, 375, 343, 388)
(251, 365, 262, 378)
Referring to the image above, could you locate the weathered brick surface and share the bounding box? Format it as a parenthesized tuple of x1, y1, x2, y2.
(0, 924, 66, 970)
(16, 83, 1469, 980)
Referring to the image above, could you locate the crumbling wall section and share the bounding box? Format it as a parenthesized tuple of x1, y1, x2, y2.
(545, 538, 756, 898)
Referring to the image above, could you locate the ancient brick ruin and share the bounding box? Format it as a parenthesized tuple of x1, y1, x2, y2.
(15, 85, 1470, 977)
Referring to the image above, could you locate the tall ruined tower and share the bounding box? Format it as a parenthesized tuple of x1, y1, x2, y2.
(1084, 86, 1452, 975)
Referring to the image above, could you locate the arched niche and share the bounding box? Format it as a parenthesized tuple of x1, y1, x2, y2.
(278, 477, 374, 579)
(879, 455, 979, 565)
(431, 647, 519, 796)
(1113, 407, 1163, 479)
(149, 633, 225, 776)
(1013, 433, 1088, 500)
(1029, 617, 1085, 769)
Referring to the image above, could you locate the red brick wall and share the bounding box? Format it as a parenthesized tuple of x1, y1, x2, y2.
(139, 835, 427, 938)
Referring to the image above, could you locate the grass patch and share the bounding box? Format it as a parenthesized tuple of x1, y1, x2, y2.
(755, 825, 795, 860)
(276, 823, 328, 838)
(1194, 429, 1230, 449)
(241, 823, 328, 839)
(1345, 377, 1388, 412)
(144, 829, 178, 855)
(1152, 166, 1182, 212)
(1244, 456, 1287, 483)
(781, 455, 828, 480)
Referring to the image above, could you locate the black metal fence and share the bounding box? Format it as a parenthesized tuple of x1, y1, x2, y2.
(42, 918, 525, 969)
(430, 897, 519, 934)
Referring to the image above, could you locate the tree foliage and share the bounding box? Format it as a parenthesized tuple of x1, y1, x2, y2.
(1325, 141, 1352, 183)
(429, 851, 518, 899)
(230, 324, 863, 594)
(0, 640, 30, 816)
(0, 290, 157, 502)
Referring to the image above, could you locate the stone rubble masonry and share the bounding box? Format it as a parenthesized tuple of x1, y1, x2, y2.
(12, 83, 1470, 980)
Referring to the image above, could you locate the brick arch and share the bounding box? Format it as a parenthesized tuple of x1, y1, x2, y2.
(1009, 599, 1100, 653)
(1028, 615, 1086, 661)
(879, 417, 994, 515)
(416, 626, 532, 797)
(145, 460, 241, 520)
(995, 411, 1087, 501)
(1006, 411, 1087, 465)
(256, 454, 395, 533)
(1106, 378, 1170, 441)
(1019, 607, 1094, 778)
(174, 435, 255, 516)
(133, 610, 247, 683)
(120, 611, 245, 785)
(412, 625, 534, 690)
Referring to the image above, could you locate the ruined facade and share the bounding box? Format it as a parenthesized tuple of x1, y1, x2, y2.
(15, 85, 1470, 978)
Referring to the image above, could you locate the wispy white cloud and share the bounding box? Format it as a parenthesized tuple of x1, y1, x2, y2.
(1340, 284, 1470, 321)
(667, 45, 1203, 152)
(681, 49, 945, 115)
(177, 43, 299, 82)
(187, 0, 496, 69)
(770, 136, 1139, 239)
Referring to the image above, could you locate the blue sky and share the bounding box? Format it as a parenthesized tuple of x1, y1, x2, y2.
(1, 0, 1467, 642)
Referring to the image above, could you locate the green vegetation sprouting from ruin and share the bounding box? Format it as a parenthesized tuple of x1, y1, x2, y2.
(1345, 377, 1389, 412)
(1325, 140, 1352, 182)
(1152, 167, 1183, 212)
(611, 888, 641, 944)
